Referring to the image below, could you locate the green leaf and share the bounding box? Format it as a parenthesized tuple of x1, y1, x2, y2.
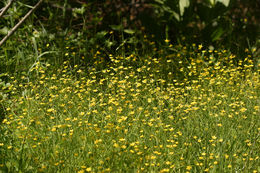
(96, 31, 108, 39)
(211, 27, 224, 41)
(73, 6, 85, 15)
(0, 27, 9, 35)
(216, 0, 230, 6)
(0, 73, 8, 78)
(5, 162, 11, 170)
(105, 40, 114, 48)
(123, 29, 135, 35)
(209, 0, 215, 6)
(110, 25, 123, 31)
(127, 37, 137, 44)
(179, 0, 190, 16)
(154, 0, 164, 5)
(171, 11, 180, 21)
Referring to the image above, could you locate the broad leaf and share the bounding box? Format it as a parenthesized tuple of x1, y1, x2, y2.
(209, 0, 215, 6)
(124, 29, 135, 35)
(0, 27, 9, 35)
(96, 31, 108, 38)
(209, 0, 230, 7)
(179, 0, 190, 16)
(216, 0, 230, 7)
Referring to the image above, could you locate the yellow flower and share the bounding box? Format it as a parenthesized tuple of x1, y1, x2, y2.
(186, 165, 192, 170)
(47, 108, 55, 113)
(86, 167, 91, 172)
(113, 143, 119, 148)
(212, 136, 217, 140)
(160, 168, 170, 172)
(165, 39, 170, 43)
(217, 123, 222, 127)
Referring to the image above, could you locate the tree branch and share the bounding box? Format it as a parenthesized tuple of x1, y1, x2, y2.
(0, 0, 15, 18)
(0, 0, 43, 47)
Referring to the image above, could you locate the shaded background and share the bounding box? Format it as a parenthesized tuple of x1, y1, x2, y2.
(0, 0, 259, 74)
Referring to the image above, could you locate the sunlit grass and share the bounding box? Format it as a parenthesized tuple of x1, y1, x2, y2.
(0, 44, 259, 173)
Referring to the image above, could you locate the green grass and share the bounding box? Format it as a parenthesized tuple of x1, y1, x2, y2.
(0, 45, 259, 173)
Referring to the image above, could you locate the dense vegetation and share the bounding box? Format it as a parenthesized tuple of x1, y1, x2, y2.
(0, 0, 259, 172)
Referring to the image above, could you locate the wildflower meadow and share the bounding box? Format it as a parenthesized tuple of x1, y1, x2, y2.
(0, 0, 259, 172)
(0, 43, 259, 172)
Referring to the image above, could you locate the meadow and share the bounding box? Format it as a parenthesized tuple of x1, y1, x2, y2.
(0, 43, 259, 173)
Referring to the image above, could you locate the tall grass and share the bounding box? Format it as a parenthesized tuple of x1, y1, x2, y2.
(0, 44, 259, 172)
